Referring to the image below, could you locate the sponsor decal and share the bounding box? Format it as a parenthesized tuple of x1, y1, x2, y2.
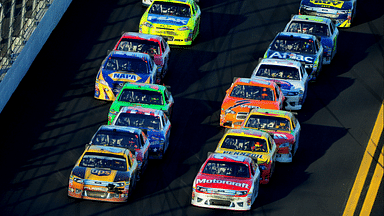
(274, 134, 288, 139)
(227, 100, 260, 111)
(270, 79, 293, 90)
(269, 52, 314, 64)
(309, 0, 344, 9)
(110, 73, 142, 82)
(197, 178, 249, 189)
(148, 15, 188, 25)
(223, 150, 263, 159)
(91, 169, 112, 176)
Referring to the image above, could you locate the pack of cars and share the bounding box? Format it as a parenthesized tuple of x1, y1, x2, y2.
(69, 0, 351, 210)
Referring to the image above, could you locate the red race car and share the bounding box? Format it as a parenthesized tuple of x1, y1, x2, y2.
(113, 32, 171, 84)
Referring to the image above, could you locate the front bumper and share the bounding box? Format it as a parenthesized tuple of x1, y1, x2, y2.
(68, 181, 128, 202)
(283, 95, 304, 111)
(140, 26, 193, 45)
(191, 190, 251, 211)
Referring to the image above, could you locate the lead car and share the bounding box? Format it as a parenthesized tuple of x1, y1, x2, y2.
(191, 153, 261, 211)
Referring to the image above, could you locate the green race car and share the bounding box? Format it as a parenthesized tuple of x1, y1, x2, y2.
(108, 83, 174, 124)
(139, 0, 201, 45)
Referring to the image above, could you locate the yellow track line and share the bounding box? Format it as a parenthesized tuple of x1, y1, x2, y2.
(342, 104, 383, 216)
(359, 146, 384, 216)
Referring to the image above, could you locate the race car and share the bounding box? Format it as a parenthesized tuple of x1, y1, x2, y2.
(111, 106, 171, 159)
(94, 51, 158, 101)
(191, 153, 261, 210)
(240, 108, 301, 163)
(113, 32, 171, 84)
(251, 58, 309, 110)
(284, 15, 339, 64)
(143, 0, 199, 7)
(68, 145, 139, 202)
(264, 32, 323, 81)
(139, 0, 201, 45)
(220, 77, 285, 129)
(108, 82, 174, 124)
(87, 125, 150, 180)
(214, 129, 277, 184)
(299, 0, 357, 28)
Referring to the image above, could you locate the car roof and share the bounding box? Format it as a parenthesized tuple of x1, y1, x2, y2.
(291, 15, 332, 24)
(121, 32, 163, 42)
(152, 0, 192, 4)
(260, 58, 302, 68)
(225, 128, 270, 139)
(119, 106, 164, 117)
(98, 125, 143, 135)
(248, 108, 293, 118)
(85, 145, 128, 156)
(122, 82, 167, 91)
(109, 51, 152, 61)
(207, 153, 251, 164)
(276, 31, 317, 40)
(234, 77, 275, 87)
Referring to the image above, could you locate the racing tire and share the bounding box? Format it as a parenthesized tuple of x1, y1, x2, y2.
(128, 172, 137, 200)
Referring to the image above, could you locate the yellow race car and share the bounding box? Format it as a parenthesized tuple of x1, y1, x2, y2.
(68, 145, 139, 202)
(139, 0, 201, 45)
(214, 129, 277, 184)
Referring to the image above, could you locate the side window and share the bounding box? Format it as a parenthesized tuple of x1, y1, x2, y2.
(329, 24, 333, 36)
(126, 151, 132, 168)
(267, 136, 273, 151)
(164, 90, 169, 102)
(250, 162, 255, 176)
(275, 86, 280, 101)
(161, 40, 166, 53)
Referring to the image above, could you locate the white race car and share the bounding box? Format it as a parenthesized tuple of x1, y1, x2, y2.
(251, 58, 309, 110)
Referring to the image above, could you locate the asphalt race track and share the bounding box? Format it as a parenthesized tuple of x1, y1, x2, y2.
(0, 0, 382, 215)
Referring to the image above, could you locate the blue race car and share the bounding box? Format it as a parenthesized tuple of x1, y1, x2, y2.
(87, 125, 150, 180)
(284, 15, 339, 65)
(94, 51, 158, 101)
(299, 0, 357, 28)
(264, 32, 323, 81)
(111, 106, 171, 159)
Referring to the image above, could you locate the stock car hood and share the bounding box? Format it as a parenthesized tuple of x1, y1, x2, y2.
(269, 131, 295, 145)
(222, 98, 278, 113)
(195, 174, 253, 192)
(147, 14, 190, 26)
(301, 0, 353, 10)
(73, 167, 121, 182)
(217, 148, 269, 164)
(266, 50, 316, 65)
(102, 69, 151, 84)
(262, 78, 303, 92)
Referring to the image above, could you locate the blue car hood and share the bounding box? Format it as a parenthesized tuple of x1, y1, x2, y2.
(147, 14, 190, 26)
(102, 69, 151, 84)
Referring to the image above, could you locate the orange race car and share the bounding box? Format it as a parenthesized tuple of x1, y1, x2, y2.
(220, 78, 285, 129)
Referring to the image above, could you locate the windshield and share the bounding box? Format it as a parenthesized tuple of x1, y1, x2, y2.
(271, 37, 315, 54)
(202, 161, 250, 178)
(256, 65, 300, 80)
(79, 153, 127, 171)
(118, 89, 164, 105)
(245, 115, 291, 131)
(287, 21, 329, 37)
(91, 130, 140, 149)
(221, 135, 268, 153)
(115, 113, 161, 130)
(105, 57, 148, 73)
(117, 39, 160, 55)
(149, 2, 191, 18)
(230, 84, 274, 101)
